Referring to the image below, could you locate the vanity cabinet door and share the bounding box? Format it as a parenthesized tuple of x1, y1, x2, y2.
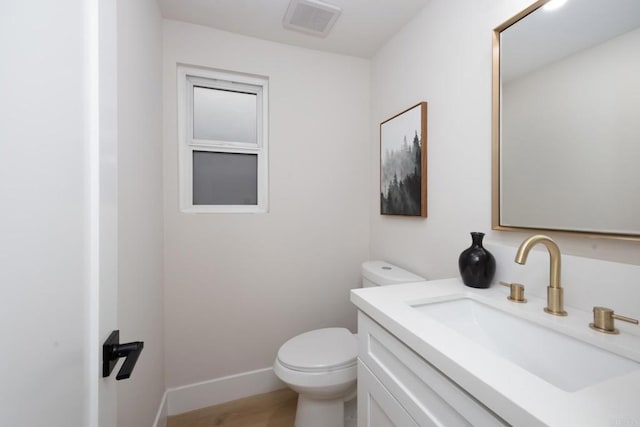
(358, 360, 419, 427)
(358, 312, 507, 427)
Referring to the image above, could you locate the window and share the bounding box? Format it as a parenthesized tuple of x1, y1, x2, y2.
(177, 65, 269, 213)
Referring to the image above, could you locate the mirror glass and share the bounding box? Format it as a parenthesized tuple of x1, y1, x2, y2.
(493, 0, 640, 239)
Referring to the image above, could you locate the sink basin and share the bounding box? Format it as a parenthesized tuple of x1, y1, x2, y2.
(413, 298, 640, 391)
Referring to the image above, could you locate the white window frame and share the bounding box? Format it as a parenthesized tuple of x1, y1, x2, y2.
(177, 65, 269, 213)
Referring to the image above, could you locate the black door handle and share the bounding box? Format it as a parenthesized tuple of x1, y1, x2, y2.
(102, 330, 144, 380)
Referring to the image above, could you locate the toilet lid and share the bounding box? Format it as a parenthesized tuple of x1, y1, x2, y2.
(277, 328, 357, 373)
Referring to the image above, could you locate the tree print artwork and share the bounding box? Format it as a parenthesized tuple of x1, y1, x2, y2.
(380, 102, 427, 217)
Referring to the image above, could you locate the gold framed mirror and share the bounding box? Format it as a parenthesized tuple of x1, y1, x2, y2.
(492, 0, 640, 241)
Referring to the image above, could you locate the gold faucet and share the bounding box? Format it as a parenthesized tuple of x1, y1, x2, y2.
(515, 235, 567, 316)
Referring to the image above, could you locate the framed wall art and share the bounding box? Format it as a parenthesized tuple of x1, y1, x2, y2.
(380, 102, 427, 217)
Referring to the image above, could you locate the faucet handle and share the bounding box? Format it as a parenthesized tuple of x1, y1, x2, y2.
(499, 281, 527, 303)
(589, 306, 639, 335)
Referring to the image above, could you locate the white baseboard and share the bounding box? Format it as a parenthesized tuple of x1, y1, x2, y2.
(152, 390, 168, 427)
(166, 367, 286, 416)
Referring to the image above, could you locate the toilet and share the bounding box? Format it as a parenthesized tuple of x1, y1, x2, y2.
(273, 261, 425, 427)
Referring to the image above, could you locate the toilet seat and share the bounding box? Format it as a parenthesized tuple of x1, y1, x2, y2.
(277, 328, 357, 373)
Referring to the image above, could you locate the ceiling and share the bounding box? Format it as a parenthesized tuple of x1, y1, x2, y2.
(157, 0, 430, 58)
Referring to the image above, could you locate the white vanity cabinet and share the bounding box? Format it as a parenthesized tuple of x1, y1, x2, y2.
(357, 312, 507, 427)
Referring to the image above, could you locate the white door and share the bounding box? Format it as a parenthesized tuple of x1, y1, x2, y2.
(0, 0, 118, 426)
(97, 0, 120, 425)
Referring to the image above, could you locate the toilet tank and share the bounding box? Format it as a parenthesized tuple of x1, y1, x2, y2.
(361, 260, 425, 288)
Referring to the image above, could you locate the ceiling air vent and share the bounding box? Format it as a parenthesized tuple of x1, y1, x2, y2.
(283, 0, 342, 38)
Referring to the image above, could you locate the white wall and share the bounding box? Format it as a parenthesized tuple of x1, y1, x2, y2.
(0, 1, 95, 425)
(117, 0, 166, 425)
(163, 20, 371, 388)
(370, 0, 640, 282)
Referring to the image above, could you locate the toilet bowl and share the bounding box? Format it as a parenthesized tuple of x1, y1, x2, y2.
(274, 328, 357, 427)
(273, 261, 425, 427)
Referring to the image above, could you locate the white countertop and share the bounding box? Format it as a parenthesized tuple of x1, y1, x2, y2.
(351, 279, 640, 426)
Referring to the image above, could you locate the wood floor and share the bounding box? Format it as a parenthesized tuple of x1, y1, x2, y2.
(166, 389, 298, 427)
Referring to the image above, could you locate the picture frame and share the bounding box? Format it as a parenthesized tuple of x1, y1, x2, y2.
(380, 102, 428, 217)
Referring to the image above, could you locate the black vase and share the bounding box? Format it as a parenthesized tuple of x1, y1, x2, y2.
(458, 232, 496, 289)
